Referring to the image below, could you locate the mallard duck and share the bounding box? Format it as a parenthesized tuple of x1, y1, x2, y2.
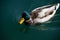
(19, 3, 60, 25)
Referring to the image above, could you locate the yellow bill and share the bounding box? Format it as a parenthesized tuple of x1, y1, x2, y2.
(19, 18, 25, 24)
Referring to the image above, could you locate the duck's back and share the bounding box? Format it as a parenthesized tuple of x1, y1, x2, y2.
(31, 3, 60, 24)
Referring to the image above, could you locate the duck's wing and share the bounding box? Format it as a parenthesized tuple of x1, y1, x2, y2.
(30, 4, 54, 19)
(31, 3, 60, 20)
(31, 3, 60, 24)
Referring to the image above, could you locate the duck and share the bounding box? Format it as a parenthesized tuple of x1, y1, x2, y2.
(19, 3, 60, 25)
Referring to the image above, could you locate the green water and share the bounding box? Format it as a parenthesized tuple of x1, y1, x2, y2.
(1, 0, 60, 40)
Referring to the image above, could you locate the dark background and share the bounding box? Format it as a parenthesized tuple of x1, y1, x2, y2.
(1, 0, 60, 40)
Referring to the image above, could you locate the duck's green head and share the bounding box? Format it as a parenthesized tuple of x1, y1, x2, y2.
(19, 11, 30, 24)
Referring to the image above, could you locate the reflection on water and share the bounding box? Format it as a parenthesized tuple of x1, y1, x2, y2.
(29, 17, 60, 31)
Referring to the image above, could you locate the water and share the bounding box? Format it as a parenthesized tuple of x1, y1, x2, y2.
(1, 0, 60, 40)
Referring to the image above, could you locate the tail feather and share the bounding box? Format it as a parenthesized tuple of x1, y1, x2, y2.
(55, 3, 60, 10)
